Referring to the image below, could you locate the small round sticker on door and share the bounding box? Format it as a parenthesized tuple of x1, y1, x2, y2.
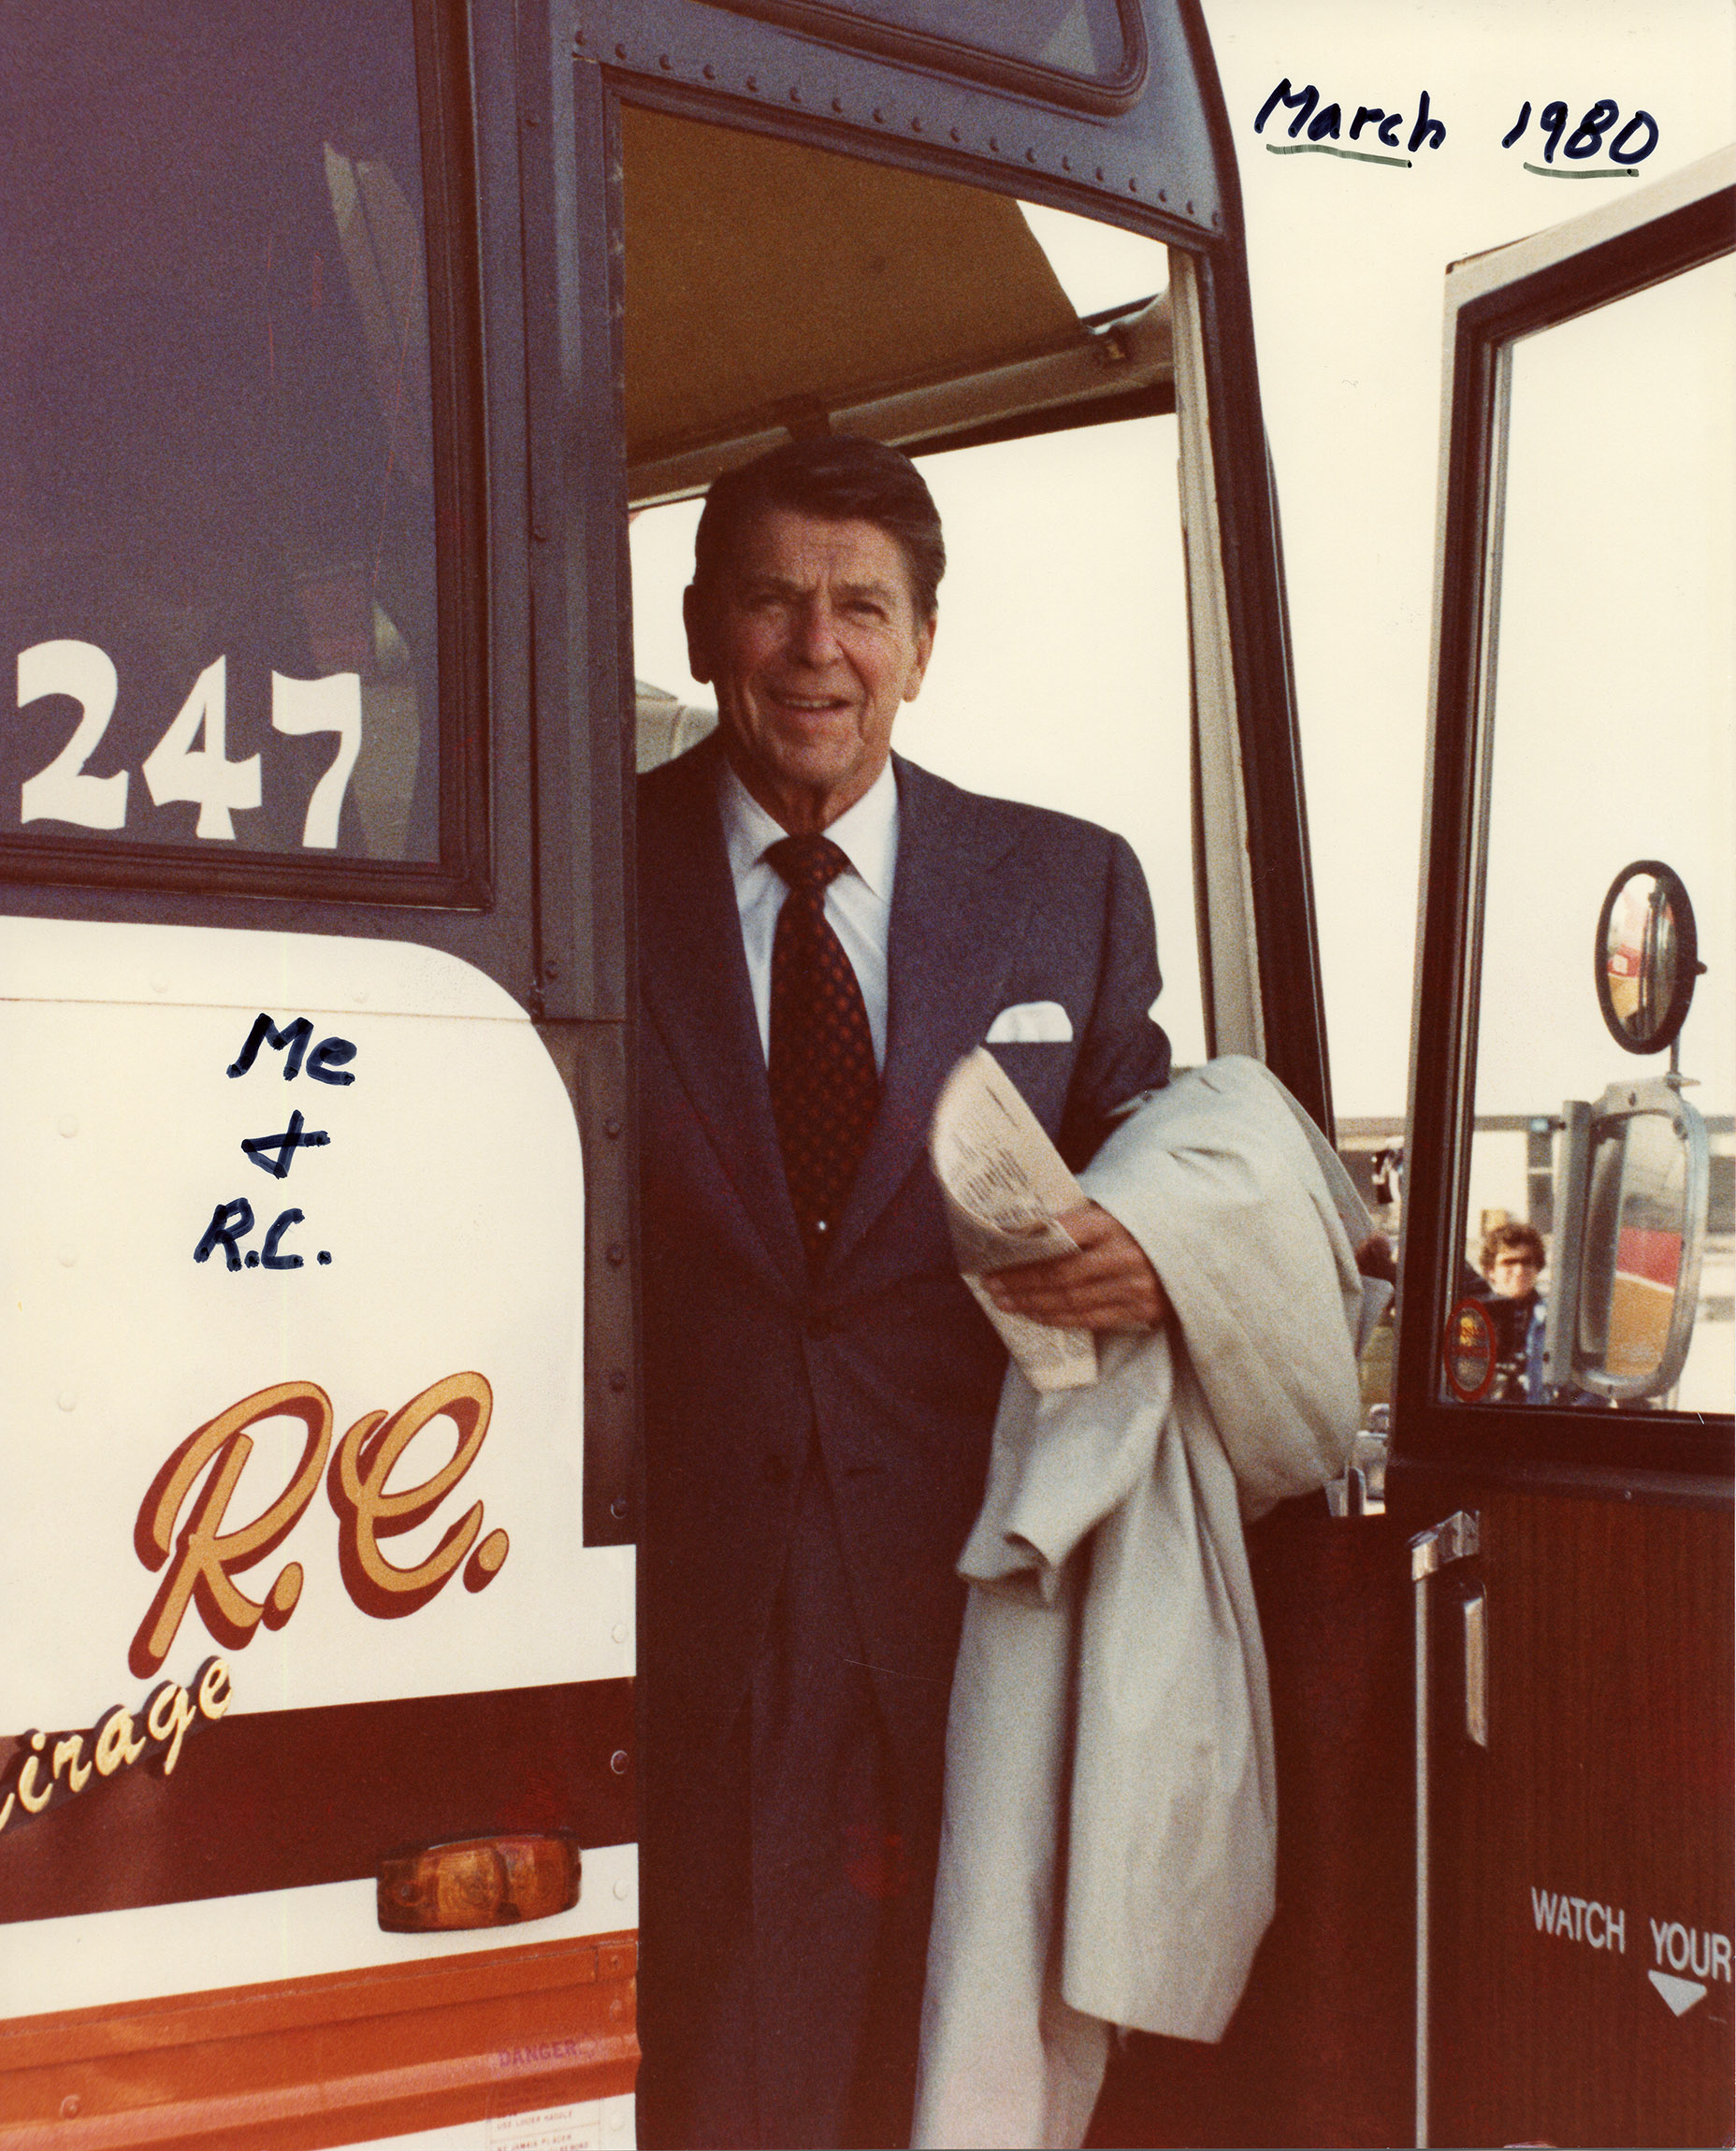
(1442, 1297, 1497, 1402)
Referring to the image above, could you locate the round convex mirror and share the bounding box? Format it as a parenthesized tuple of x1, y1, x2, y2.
(1595, 860, 1700, 1055)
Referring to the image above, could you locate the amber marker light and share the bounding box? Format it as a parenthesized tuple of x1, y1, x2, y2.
(377, 1832, 582, 1931)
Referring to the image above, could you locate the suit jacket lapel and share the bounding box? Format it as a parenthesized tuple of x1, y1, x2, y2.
(831, 755, 1028, 1268)
(638, 737, 806, 1290)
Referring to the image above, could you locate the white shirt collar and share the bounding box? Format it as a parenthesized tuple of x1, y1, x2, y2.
(718, 755, 899, 900)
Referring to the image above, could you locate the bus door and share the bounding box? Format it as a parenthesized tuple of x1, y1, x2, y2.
(1392, 148, 1734, 2148)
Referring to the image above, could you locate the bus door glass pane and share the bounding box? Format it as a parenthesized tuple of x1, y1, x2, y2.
(1449, 253, 1734, 1413)
(0, 1, 439, 863)
(622, 107, 1203, 1067)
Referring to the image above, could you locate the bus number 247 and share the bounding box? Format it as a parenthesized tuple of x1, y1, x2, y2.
(18, 639, 359, 846)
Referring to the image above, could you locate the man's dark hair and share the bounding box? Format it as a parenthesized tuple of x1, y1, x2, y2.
(691, 437, 946, 619)
(1481, 1220, 1546, 1273)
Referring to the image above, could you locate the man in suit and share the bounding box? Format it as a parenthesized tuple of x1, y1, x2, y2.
(636, 439, 1173, 2150)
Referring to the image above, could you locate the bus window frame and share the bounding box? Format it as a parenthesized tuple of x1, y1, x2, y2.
(1394, 159, 1736, 1490)
(0, 0, 492, 914)
(572, 0, 1226, 244)
(691, 0, 1150, 116)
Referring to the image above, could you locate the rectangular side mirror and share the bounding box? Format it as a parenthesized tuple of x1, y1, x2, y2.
(1572, 1085, 1708, 1401)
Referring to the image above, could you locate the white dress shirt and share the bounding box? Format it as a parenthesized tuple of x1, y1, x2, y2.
(718, 756, 898, 1073)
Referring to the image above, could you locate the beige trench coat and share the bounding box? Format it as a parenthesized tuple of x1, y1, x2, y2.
(911, 1059, 1384, 2150)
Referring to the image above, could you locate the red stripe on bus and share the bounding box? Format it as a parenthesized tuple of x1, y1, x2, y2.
(0, 1680, 632, 1927)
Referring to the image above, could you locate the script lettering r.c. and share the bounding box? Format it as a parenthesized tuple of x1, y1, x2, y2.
(130, 1374, 507, 1677)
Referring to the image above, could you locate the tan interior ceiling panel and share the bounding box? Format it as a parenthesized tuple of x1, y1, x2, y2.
(621, 103, 1171, 500)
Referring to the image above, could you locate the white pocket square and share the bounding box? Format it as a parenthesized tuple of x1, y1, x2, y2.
(985, 1000, 1073, 1044)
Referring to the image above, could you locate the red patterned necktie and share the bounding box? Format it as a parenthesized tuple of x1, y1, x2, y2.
(766, 833, 880, 1265)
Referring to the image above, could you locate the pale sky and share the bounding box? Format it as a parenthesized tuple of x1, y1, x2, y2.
(1203, 0, 1734, 1119)
(632, 0, 1735, 1119)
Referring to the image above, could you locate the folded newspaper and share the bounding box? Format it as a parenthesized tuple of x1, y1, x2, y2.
(929, 1047, 1098, 1392)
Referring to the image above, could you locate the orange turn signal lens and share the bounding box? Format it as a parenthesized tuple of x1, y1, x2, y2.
(377, 1832, 581, 1932)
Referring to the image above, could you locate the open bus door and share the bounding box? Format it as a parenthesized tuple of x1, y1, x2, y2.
(1089, 144, 1736, 2151)
(1388, 147, 1735, 2148)
(0, 2, 1338, 2144)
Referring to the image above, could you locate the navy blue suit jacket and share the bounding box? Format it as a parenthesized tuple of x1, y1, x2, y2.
(636, 734, 1172, 1807)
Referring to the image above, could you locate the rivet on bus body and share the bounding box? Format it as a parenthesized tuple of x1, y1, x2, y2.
(610, 1496, 629, 1521)
(61, 2098, 81, 2122)
(1129, 177, 1140, 192)
(613, 1878, 630, 1899)
(703, 65, 716, 80)
(1026, 148, 1037, 163)
(1158, 188, 1167, 201)
(612, 1622, 628, 1643)
(789, 85, 802, 102)
(874, 108, 886, 123)
(614, 43, 626, 59)
(833, 97, 845, 112)
(604, 1117, 622, 1138)
(606, 1243, 625, 1265)
(911, 116, 922, 131)
(746, 75, 759, 91)
(58, 1115, 77, 1137)
(57, 1245, 78, 1267)
(609, 1370, 628, 1393)
(1186, 199, 1194, 214)
(951, 128, 962, 142)
(57, 1391, 75, 1412)
(1096, 166, 1106, 180)
(610, 1750, 629, 1775)
(658, 53, 672, 70)
(150, 973, 168, 994)
(1062, 156, 1071, 170)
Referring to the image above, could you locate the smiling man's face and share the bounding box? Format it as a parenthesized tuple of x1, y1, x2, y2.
(685, 507, 935, 834)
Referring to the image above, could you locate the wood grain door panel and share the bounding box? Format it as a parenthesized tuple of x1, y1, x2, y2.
(1407, 1480, 1733, 2149)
